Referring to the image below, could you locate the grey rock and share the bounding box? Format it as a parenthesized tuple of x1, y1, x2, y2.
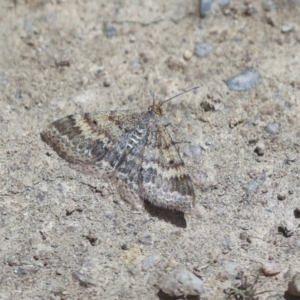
(73, 257, 101, 286)
(131, 61, 142, 70)
(160, 269, 205, 297)
(199, 0, 231, 17)
(194, 43, 213, 58)
(279, 220, 295, 237)
(6, 255, 20, 266)
(103, 78, 111, 87)
(183, 144, 202, 159)
(221, 238, 233, 254)
(265, 122, 279, 134)
(226, 69, 260, 91)
(17, 267, 28, 276)
(17, 265, 37, 276)
(142, 254, 161, 271)
(138, 235, 152, 245)
(24, 19, 33, 34)
(244, 180, 259, 194)
(103, 24, 117, 38)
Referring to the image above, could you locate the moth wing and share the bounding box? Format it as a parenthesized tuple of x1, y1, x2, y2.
(141, 123, 195, 212)
(41, 110, 146, 166)
(109, 135, 147, 209)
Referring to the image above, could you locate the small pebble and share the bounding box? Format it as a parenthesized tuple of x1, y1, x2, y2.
(17, 267, 28, 276)
(199, 0, 231, 17)
(103, 78, 111, 87)
(262, 262, 281, 276)
(279, 220, 295, 237)
(225, 261, 238, 273)
(285, 156, 297, 164)
(265, 12, 276, 26)
(200, 0, 215, 17)
(244, 180, 259, 194)
(6, 255, 19, 266)
(166, 56, 186, 71)
(56, 269, 63, 275)
(131, 61, 142, 70)
(288, 273, 300, 296)
(277, 192, 286, 201)
(295, 239, 300, 248)
(183, 144, 202, 159)
(24, 18, 34, 34)
(194, 43, 213, 58)
(138, 235, 152, 245)
(183, 50, 192, 60)
(214, 102, 222, 110)
(129, 35, 136, 43)
(281, 22, 294, 33)
(265, 122, 279, 134)
(17, 265, 37, 276)
(73, 258, 100, 286)
(121, 243, 130, 250)
(254, 142, 265, 156)
(160, 269, 205, 297)
(239, 231, 250, 241)
(261, 0, 274, 12)
(222, 238, 233, 254)
(103, 24, 117, 38)
(226, 69, 260, 91)
(142, 254, 161, 271)
(217, 271, 230, 282)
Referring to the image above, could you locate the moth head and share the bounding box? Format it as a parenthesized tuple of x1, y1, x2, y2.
(148, 87, 199, 116)
(148, 103, 163, 115)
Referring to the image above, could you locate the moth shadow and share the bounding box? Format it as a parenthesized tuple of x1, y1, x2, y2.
(144, 201, 187, 228)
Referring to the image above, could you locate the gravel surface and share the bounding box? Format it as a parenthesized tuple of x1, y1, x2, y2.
(1, 1, 300, 299)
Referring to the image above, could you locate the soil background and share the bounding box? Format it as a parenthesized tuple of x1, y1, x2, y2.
(1, 1, 300, 299)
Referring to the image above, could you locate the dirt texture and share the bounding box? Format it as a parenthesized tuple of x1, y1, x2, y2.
(1, 0, 300, 299)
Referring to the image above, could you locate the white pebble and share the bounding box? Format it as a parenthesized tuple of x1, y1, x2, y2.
(183, 50, 192, 60)
(103, 78, 111, 87)
(279, 220, 295, 237)
(265, 122, 279, 134)
(281, 22, 294, 33)
(160, 269, 205, 297)
(129, 35, 136, 43)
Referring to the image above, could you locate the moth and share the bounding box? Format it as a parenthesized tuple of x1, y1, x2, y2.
(41, 88, 198, 212)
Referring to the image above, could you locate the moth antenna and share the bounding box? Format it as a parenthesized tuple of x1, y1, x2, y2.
(159, 86, 200, 106)
(149, 90, 156, 105)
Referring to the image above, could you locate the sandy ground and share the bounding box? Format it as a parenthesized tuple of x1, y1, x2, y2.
(1, 0, 300, 299)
